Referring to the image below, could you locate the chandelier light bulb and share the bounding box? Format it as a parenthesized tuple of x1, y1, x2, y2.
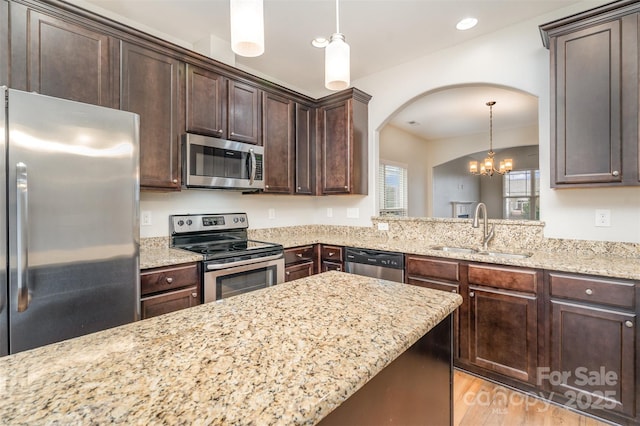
(230, 0, 264, 57)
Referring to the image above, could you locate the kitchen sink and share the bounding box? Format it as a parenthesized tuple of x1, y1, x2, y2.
(477, 251, 532, 259)
(430, 246, 478, 254)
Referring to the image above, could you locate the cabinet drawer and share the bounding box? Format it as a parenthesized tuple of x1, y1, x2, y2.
(285, 261, 314, 282)
(284, 245, 315, 265)
(468, 264, 537, 293)
(321, 245, 343, 262)
(407, 277, 459, 294)
(322, 260, 343, 273)
(406, 256, 459, 282)
(141, 263, 199, 296)
(140, 286, 200, 319)
(549, 273, 635, 309)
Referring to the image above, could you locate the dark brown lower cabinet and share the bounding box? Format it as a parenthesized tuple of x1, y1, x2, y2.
(285, 261, 315, 282)
(141, 286, 200, 319)
(140, 262, 201, 319)
(547, 272, 637, 422)
(284, 245, 318, 282)
(549, 301, 635, 417)
(469, 286, 538, 384)
(320, 245, 343, 272)
(321, 261, 342, 272)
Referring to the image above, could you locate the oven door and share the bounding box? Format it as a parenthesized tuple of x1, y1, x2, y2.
(203, 256, 284, 303)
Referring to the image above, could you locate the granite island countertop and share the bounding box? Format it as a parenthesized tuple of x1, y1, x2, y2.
(0, 271, 462, 425)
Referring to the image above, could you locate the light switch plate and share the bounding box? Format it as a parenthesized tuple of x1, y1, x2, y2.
(141, 210, 152, 226)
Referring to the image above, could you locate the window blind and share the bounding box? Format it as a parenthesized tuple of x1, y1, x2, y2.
(378, 161, 408, 217)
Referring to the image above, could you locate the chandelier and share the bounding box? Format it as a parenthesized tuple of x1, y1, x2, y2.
(469, 101, 513, 176)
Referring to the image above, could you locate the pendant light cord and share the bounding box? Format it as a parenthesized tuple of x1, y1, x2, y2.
(336, 0, 340, 33)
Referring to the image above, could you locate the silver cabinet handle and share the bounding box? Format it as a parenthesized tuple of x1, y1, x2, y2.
(296, 253, 303, 258)
(328, 252, 335, 257)
(248, 148, 256, 185)
(452, 289, 457, 293)
(172, 179, 178, 183)
(469, 291, 475, 298)
(612, 170, 620, 177)
(16, 162, 30, 312)
(336, 267, 341, 271)
(285, 271, 290, 276)
(625, 321, 633, 328)
(585, 288, 593, 295)
(166, 277, 173, 284)
(191, 292, 197, 298)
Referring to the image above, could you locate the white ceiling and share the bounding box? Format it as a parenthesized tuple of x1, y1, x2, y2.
(71, 0, 595, 139)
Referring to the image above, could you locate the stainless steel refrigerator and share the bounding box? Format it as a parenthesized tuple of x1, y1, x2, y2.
(0, 87, 140, 356)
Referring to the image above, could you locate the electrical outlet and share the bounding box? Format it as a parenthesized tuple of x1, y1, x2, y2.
(268, 208, 276, 219)
(595, 209, 611, 227)
(141, 211, 152, 226)
(327, 208, 333, 218)
(377, 222, 389, 231)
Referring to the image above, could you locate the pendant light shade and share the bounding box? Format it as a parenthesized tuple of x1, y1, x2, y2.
(230, 0, 264, 57)
(324, 0, 350, 91)
(325, 33, 350, 90)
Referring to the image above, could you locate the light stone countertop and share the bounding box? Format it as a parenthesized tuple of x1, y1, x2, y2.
(0, 271, 462, 425)
(140, 246, 202, 270)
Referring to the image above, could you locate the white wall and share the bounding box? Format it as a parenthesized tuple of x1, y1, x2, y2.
(355, 0, 640, 243)
(378, 125, 430, 216)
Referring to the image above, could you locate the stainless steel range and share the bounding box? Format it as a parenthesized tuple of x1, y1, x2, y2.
(170, 213, 284, 302)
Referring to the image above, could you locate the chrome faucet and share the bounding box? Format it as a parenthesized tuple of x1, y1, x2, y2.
(473, 202, 495, 252)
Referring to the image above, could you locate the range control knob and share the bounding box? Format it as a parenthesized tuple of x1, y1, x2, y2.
(240, 217, 245, 222)
(177, 220, 184, 226)
(233, 217, 239, 223)
(186, 219, 193, 226)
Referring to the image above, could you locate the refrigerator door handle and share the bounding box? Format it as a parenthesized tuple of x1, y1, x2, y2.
(16, 162, 30, 312)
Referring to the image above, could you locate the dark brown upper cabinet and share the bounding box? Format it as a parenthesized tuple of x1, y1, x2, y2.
(9, 2, 118, 108)
(120, 41, 183, 190)
(540, 2, 640, 187)
(317, 88, 371, 195)
(262, 91, 294, 193)
(295, 103, 316, 195)
(185, 64, 227, 139)
(228, 80, 261, 145)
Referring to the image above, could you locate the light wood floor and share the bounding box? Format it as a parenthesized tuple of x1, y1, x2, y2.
(454, 370, 610, 426)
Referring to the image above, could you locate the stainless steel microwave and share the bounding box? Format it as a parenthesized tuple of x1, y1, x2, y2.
(182, 133, 264, 191)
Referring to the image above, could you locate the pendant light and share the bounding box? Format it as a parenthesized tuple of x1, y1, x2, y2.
(230, 0, 264, 57)
(325, 0, 350, 90)
(469, 101, 513, 176)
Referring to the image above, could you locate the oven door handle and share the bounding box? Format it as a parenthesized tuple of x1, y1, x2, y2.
(206, 253, 283, 270)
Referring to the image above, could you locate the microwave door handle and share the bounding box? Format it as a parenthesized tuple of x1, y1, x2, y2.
(249, 148, 256, 185)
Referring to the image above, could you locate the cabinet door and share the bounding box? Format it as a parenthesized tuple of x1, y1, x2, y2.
(295, 103, 315, 194)
(228, 80, 261, 145)
(469, 286, 538, 384)
(320, 100, 351, 194)
(10, 5, 117, 107)
(285, 261, 314, 282)
(121, 42, 183, 190)
(549, 300, 635, 417)
(553, 19, 623, 185)
(141, 286, 200, 319)
(262, 91, 294, 193)
(185, 64, 226, 138)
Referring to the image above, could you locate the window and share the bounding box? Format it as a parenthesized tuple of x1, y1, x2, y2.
(503, 170, 539, 220)
(379, 161, 408, 217)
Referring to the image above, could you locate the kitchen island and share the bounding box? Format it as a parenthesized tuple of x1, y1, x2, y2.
(0, 271, 461, 425)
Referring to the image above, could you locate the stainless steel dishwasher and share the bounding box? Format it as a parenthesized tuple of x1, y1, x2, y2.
(344, 247, 404, 282)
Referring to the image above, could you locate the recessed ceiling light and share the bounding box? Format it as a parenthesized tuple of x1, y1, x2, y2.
(456, 17, 478, 31)
(407, 120, 420, 126)
(311, 37, 329, 48)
